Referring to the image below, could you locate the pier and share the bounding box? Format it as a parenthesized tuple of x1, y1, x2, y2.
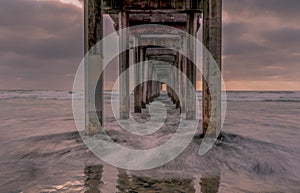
(84, 0, 222, 138)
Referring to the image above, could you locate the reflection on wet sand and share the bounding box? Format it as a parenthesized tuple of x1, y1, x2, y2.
(200, 175, 220, 193)
(117, 172, 195, 192)
(84, 164, 221, 193)
(84, 165, 103, 193)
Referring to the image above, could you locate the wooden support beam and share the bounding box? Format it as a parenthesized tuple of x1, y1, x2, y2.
(202, 0, 222, 137)
(119, 11, 130, 119)
(84, 0, 104, 134)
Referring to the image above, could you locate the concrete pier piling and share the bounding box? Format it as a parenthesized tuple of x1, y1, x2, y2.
(84, 0, 104, 134)
(186, 12, 199, 120)
(202, 0, 222, 138)
(119, 11, 130, 120)
(134, 40, 142, 113)
(140, 47, 147, 109)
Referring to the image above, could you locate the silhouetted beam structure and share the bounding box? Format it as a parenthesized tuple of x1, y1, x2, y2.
(84, 0, 222, 138)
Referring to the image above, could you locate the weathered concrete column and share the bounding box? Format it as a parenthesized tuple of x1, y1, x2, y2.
(169, 62, 173, 102)
(155, 81, 159, 97)
(158, 81, 162, 96)
(134, 41, 142, 113)
(155, 81, 160, 98)
(141, 47, 147, 108)
(170, 60, 177, 107)
(158, 82, 161, 96)
(169, 63, 173, 101)
(181, 41, 187, 113)
(119, 11, 130, 119)
(147, 62, 153, 103)
(177, 53, 182, 111)
(84, 0, 103, 134)
(157, 81, 161, 97)
(202, 0, 222, 137)
(175, 53, 181, 109)
(152, 68, 159, 99)
(152, 80, 155, 98)
(167, 85, 171, 99)
(151, 77, 156, 100)
(186, 12, 199, 120)
(168, 60, 179, 107)
(151, 69, 157, 100)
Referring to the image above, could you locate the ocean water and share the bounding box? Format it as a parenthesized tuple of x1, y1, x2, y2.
(0, 90, 299, 192)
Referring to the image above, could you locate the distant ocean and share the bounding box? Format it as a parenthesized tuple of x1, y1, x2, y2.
(0, 90, 299, 192)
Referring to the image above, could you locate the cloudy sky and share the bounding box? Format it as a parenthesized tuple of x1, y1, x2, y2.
(0, 0, 299, 91)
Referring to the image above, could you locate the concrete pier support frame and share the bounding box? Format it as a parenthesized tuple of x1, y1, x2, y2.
(84, 0, 223, 138)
